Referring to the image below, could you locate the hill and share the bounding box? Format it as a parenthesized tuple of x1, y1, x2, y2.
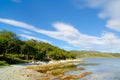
(70, 50, 120, 58)
(0, 30, 76, 65)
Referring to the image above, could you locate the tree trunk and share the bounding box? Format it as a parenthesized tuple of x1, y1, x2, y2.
(3, 49, 8, 58)
(26, 54, 29, 60)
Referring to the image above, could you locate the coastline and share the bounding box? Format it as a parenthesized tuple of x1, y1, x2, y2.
(0, 59, 89, 80)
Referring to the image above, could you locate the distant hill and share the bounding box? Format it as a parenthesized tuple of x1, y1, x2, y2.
(70, 50, 120, 58)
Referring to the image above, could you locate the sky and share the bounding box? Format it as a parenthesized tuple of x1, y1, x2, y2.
(0, 0, 120, 52)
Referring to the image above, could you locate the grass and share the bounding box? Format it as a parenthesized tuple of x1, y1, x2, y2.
(0, 61, 9, 66)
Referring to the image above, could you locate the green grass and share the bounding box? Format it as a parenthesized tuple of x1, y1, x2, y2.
(71, 50, 120, 58)
(0, 61, 9, 66)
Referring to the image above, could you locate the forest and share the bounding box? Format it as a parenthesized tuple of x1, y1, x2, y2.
(0, 30, 76, 65)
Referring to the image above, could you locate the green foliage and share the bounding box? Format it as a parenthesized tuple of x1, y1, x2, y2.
(0, 30, 76, 65)
(0, 30, 20, 57)
(5, 54, 19, 59)
(0, 61, 9, 66)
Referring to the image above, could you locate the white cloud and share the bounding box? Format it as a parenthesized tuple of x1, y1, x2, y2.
(0, 18, 120, 52)
(50, 23, 120, 51)
(19, 29, 32, 34)
(97, 0, 120, 32)
(0, 18, 46, 33)
(106, 19, 120, 31)
(0, 18, 38, 31)
(0, 18, 51, 43)
(72, 0, 120, 32)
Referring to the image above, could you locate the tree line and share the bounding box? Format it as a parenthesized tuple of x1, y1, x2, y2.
(0, 30, 76, 64)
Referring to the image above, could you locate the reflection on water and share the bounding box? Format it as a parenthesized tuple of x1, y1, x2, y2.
(67, 58, 120, 80)
(81, 58, 120, 80)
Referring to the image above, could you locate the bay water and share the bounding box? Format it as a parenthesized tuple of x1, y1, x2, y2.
(66, 58, 120, 80)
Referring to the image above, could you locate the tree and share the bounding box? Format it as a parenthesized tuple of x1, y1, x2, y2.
(0, 30, 77, 63)
(20, 39, 37, 60)
(0, 30, 20, 57)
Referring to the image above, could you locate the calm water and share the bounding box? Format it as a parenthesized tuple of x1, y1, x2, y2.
(66, 58, 120, 80)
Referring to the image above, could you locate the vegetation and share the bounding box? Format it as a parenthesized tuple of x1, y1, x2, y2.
(27, 62, 84, 74)
(71, 50, 120, 58)
(27, 61, 91, 80)
(0, 61, 9, 66)
(0, 30, 76, 65)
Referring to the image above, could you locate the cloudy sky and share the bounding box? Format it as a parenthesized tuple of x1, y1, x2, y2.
(0, 0, 120, 52)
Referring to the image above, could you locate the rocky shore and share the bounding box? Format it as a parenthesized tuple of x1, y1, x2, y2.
(0, 59, 91, 80)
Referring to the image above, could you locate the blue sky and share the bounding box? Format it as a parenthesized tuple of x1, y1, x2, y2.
(0, 0, 120, 52)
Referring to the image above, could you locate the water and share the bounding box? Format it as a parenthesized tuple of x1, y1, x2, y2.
(67, 58, 120, 80)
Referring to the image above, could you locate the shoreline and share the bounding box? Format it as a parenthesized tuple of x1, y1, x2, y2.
(0, 59, 87, 80)
(12, 59, 83, 66)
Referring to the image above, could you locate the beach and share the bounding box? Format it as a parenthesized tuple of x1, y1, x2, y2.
(0, 59, 84, 80)
(0, 65, 45, 80)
